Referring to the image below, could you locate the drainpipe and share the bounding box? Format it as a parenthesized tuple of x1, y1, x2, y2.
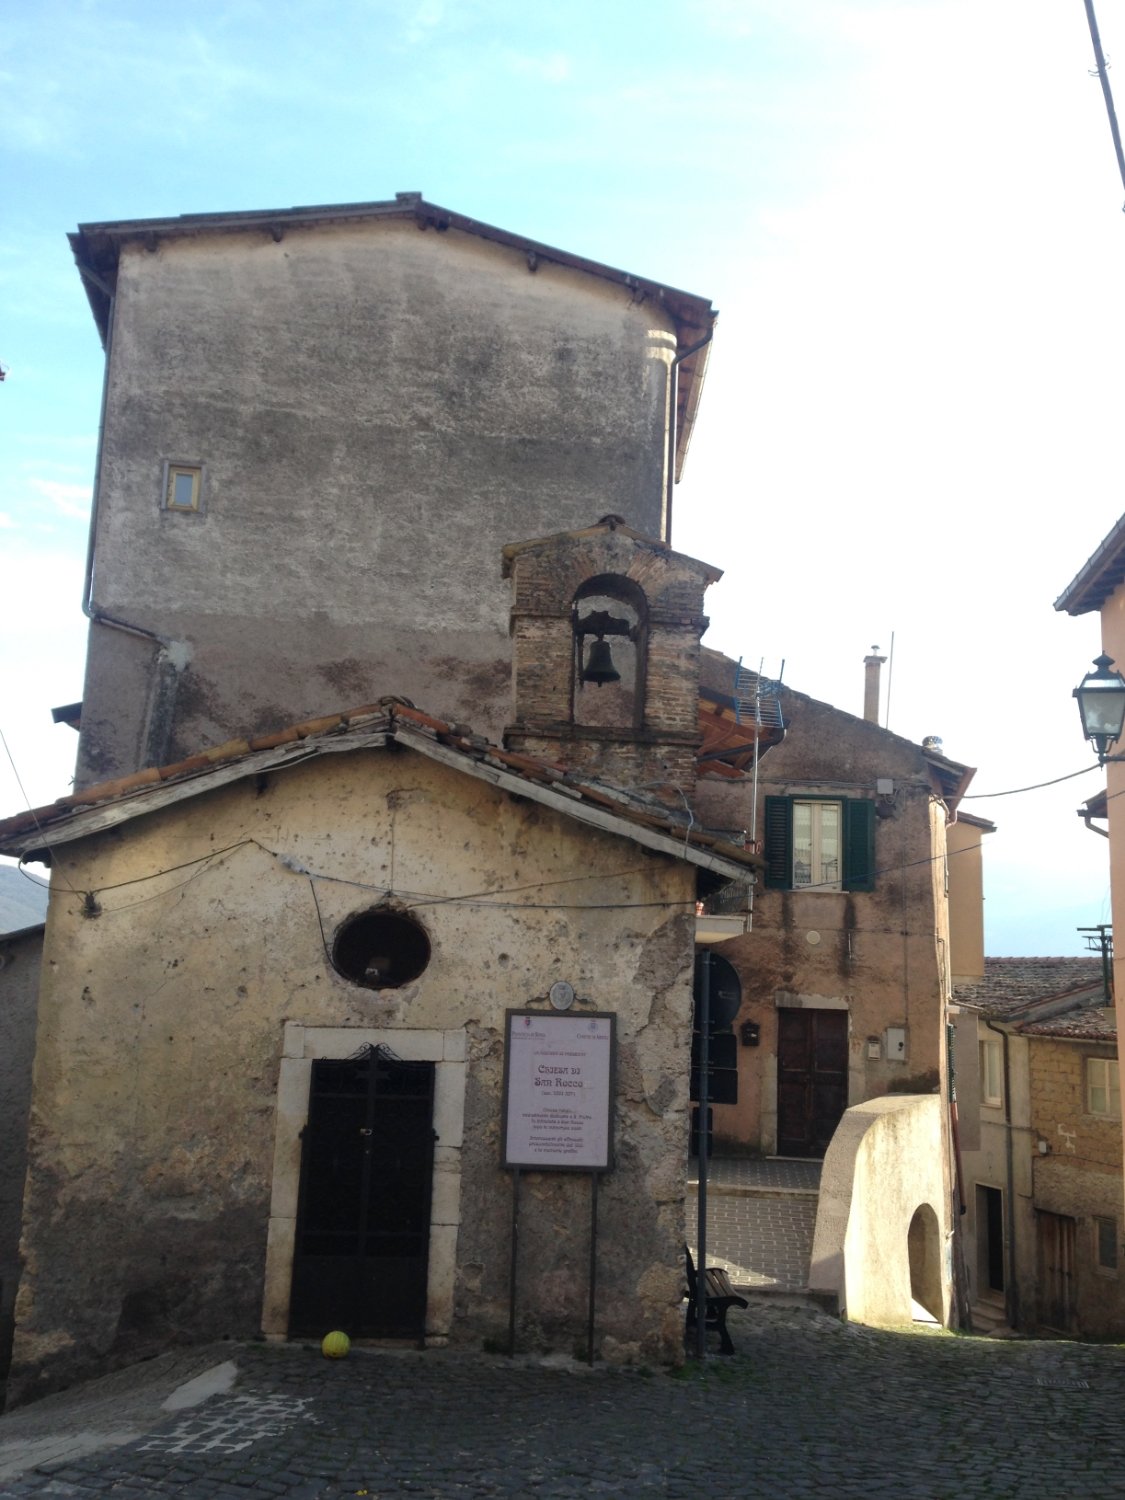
(75, 259, 187, 770)
(946, 1015, 973, 1329)
(984, 1016, 1018, 1327)
(664, 330, 713, 542)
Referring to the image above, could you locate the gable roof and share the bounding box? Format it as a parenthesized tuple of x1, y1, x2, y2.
(70, 193, 716, 480)
(955, 956, 1107, 1019)
(0, 702, 761, 887)
(1055, 513, 1125, 615)
(500, 518, 722, 583)
(698, 647, 976, 807)
(1018, 1002, 1116, 1043)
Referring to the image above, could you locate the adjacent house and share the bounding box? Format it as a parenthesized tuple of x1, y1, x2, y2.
(955, 957, 1123, 1337)
(692, 648, 977, 1164)
(681, 649, 984, 1328)
(67, 194, 715, 785)
(1056, 514, 1125, 1164)
(0, 869, 47, 1397)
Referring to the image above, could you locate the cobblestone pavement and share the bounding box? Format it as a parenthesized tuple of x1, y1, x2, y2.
(4, 1305, 1125, 1499)
(686, 1193, 816, 1290)
(687, 1158, 822, 1194)
(686, 1158, 820, 1291)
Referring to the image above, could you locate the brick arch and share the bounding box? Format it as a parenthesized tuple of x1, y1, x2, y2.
(572, 573, 649, 730)
(504, 522, 717, 790)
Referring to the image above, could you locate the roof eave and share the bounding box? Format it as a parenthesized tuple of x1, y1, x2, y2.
(0, 719, 760, 885)
(69, 194, 719, 435)
(1055, 513, 1125, 615)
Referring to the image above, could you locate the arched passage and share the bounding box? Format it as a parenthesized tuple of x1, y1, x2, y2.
(907, 1202, 943, 1322)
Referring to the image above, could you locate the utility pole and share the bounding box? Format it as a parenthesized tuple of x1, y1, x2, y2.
(1083, 0, 1125, 209)
(1078, 923, 1114, 1002)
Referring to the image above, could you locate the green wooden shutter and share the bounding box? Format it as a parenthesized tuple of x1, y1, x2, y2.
(763, 795, 793, 889)
(843, 799, 876, 891)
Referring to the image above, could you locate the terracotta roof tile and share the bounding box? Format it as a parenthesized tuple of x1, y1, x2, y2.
(955, 957, 1107, 1017)
(1019, 1003, 1116, 1042)
(0, 699, 763, 878)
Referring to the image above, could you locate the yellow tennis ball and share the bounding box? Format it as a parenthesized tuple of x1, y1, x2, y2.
(321, 1330, 351, 1359)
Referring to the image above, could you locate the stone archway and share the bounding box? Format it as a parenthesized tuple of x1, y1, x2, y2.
(908, 1203, 942, 1322)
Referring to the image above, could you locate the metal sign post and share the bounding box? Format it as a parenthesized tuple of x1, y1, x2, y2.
(508, 1166, 521, 1357)
(501, 1011, 616, 1359)
(587, 1172, 599, 1365)
(696, 951, 711, 1360)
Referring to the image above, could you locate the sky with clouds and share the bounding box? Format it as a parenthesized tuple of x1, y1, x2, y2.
(3, 0, 1125, 953)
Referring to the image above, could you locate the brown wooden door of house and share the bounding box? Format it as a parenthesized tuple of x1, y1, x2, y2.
(777, 1009, 848, 1158)
(1037, 1210, 1078, 1334)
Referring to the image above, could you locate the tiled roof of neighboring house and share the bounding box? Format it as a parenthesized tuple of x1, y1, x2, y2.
(1019, 1003, 1117, 1042)
(0, 701, 762, 886)
(1055, 512, 1125, 615)
(70, 194, 716, 480)
(698, 647, 977, 808)
(954, 810, 997, 833)
(955, 956, 1107, 1018)
(0, 862, 48, 937)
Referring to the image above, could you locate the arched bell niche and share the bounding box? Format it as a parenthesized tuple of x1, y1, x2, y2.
(571, 574, 648, 729)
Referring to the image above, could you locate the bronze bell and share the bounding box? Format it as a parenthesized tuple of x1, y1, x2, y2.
(582, 637, 621, 687)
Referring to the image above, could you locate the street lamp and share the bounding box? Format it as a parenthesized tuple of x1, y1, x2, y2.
(1074, 654, 1125, 765)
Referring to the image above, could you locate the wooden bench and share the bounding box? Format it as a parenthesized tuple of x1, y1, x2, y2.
(684, 1245, 748, 1355)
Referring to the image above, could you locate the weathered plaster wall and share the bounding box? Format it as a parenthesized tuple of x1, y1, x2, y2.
(10, 747, 696, 1403)
(0, 928, 42, 1392)
(78, 219, 683, 785)
(693, 687, 951, 1155)
(959, 1022, 1034, 1325)
(808, 1095, 952, 1326)
(947, 819, 986, 982)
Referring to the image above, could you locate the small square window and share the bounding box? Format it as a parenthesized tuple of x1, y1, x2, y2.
(163, 462, 203, 513)
(1096, 1216, 1119, 1271)
(1087, 1057, 1120, 1119)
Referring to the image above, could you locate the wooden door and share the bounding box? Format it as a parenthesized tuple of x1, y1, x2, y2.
(977, 1184, 1005, 1294)
(1037, 1211, 1078, 1334)
(777, 1009, 848, 1157)
(289, 1046, 435, 1339)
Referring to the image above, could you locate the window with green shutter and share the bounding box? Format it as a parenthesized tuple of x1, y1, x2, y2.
(763, 795, 876, 891)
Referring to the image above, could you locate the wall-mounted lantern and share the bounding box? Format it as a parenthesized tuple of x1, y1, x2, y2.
(1074, 654, 1125, 765)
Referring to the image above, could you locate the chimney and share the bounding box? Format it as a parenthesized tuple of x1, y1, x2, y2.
(863, 646, 886, 724)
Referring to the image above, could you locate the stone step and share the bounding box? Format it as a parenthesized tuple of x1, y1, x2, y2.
(688, 1182, 820, 1201)
(971, 1300, 1016, 1337)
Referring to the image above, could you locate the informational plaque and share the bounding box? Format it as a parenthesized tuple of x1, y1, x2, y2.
(502, 1011, 616, 1172)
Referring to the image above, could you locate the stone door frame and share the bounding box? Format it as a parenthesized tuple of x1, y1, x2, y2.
(262, 1022, 466, 1345)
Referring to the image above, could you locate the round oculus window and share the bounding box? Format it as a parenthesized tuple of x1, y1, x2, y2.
(331, 909, 431, 989)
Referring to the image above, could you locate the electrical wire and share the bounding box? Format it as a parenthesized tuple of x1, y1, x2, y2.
(71, 839, 257, 893)
(0, 725, 80, 894)
(16, 761, 1113, 915)
(961, 763, 1101, 799)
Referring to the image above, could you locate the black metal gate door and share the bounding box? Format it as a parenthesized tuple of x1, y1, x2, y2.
(289, 1047, 435, 1339)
